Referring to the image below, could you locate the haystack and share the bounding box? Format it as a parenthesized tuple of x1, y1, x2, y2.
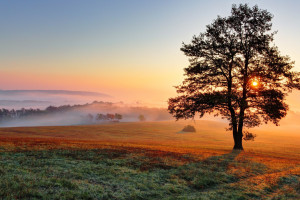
(181, 125, 196, 132)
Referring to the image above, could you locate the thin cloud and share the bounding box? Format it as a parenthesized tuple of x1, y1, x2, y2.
(0, 90, 111, 97)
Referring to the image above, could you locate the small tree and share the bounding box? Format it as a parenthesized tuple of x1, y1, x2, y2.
(96, 114, 106, 121)
(106, 113, 115, 120)
(168, 4, 300, 150)
(114, 113, 122, 121)
(138, 114, 146, 122)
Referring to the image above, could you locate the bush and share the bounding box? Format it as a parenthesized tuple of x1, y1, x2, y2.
(243, 131, 256, 141)
(138, 115, 146, 122)
(182, 125, 196, 132)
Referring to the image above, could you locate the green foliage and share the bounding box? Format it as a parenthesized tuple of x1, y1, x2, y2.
(0, 148, 293, 199)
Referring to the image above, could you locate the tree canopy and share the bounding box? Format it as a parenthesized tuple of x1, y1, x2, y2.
(168, 4, 300, 150)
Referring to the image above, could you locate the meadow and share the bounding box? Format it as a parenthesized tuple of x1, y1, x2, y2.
(0, 120, 299, 199)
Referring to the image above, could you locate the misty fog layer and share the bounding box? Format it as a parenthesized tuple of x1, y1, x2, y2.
(0, 101, 173, 127)
(1, 90, 300, 128)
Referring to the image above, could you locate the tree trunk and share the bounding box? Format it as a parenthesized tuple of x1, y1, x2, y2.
(233, 129, 243, 150)
(235, 108, 245, 150)
(227, 60, 243, 150)
(233, 57, 248, 151)
(235, 107, 245, 150)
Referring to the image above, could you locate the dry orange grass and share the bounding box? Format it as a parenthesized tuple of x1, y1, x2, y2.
(0, 120, 299, 188)
(0, 120, 298, 156)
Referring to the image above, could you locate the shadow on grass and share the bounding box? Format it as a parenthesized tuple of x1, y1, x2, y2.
(172, 150, 243, 190)
(203, 149, 242, 168)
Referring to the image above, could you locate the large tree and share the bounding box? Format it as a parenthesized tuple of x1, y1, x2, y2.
(168, 4, 300, 150)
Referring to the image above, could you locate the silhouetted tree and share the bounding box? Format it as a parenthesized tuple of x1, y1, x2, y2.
(96, 114, 106, 121)
(114, 113, 122, 121)
(168, 4, 300, 150)
(138, 114, 146, 122)
(106, 113, 115, 120)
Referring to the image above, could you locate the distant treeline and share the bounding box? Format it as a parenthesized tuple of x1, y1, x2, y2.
(0, 101, 171, 127)
(0, 101, 114, 122)
(81, 113, 123, 123)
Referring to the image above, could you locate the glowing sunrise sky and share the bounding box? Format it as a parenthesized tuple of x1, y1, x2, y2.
(1, 0, 300, 107)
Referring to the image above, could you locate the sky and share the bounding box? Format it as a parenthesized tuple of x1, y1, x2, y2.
(1, 0, 300, 107)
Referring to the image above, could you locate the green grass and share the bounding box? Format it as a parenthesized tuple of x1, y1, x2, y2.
(1, 148, 298, 200)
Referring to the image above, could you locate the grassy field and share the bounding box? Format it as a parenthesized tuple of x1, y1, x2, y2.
(0, 120, 299, 199)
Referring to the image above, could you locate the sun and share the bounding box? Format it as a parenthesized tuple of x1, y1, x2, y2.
(252, 81, 258, 87)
